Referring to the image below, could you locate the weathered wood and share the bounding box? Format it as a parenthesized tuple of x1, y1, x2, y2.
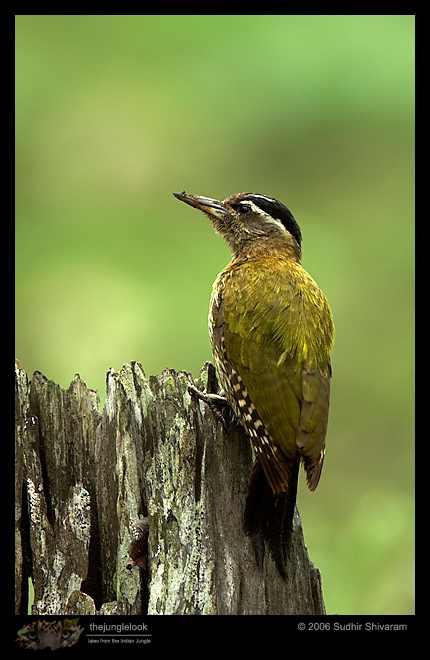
(15, 359, 325, 615)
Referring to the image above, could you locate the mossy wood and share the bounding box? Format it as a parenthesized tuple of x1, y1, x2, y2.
(15, 360, 325, 615)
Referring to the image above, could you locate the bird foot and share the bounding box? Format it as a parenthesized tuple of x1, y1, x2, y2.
(188, 385, 231, 429)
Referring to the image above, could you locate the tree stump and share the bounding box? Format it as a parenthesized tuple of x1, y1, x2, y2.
(15, 360, 325, 615)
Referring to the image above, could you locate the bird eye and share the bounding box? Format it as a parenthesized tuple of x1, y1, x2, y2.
(238, 204, 251, 214)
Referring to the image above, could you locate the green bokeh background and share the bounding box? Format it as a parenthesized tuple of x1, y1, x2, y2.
(15, 15, 414, 615)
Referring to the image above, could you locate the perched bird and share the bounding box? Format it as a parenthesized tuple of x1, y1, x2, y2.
(173, 191, 334, 577)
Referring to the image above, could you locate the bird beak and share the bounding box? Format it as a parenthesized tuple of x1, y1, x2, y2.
(173, 192, 227, 218)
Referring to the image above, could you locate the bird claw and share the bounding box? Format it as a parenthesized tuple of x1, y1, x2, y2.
(188, 385, 231, 430)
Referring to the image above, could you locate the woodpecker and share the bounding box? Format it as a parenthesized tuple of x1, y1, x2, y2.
(173, 191, 334, 577)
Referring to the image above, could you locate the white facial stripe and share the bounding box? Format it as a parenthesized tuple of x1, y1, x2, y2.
(238, 200, 287, 233)
(245, 194, 276, 204)
(238, 201, 261, 214)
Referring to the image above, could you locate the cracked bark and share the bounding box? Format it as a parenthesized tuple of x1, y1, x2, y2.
(15, 359, 325, 615)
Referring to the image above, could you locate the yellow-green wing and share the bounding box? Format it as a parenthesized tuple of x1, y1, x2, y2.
(213, 259, 333, 492)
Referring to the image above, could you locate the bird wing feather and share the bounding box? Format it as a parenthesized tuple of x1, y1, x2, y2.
(212, 259, 332, 493)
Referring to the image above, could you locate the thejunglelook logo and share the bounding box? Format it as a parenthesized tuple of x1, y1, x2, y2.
(16, 618, 84, 650)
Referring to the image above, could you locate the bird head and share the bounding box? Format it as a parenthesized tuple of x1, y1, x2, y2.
(173, 191, 302, 260)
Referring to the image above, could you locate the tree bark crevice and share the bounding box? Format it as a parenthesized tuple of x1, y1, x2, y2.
(15, 360, 325, 615)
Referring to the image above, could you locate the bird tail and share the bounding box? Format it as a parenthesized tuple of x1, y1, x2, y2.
(244, 458, 300, 579)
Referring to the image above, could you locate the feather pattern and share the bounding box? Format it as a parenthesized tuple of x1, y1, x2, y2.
(210, 255, 333, 495)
